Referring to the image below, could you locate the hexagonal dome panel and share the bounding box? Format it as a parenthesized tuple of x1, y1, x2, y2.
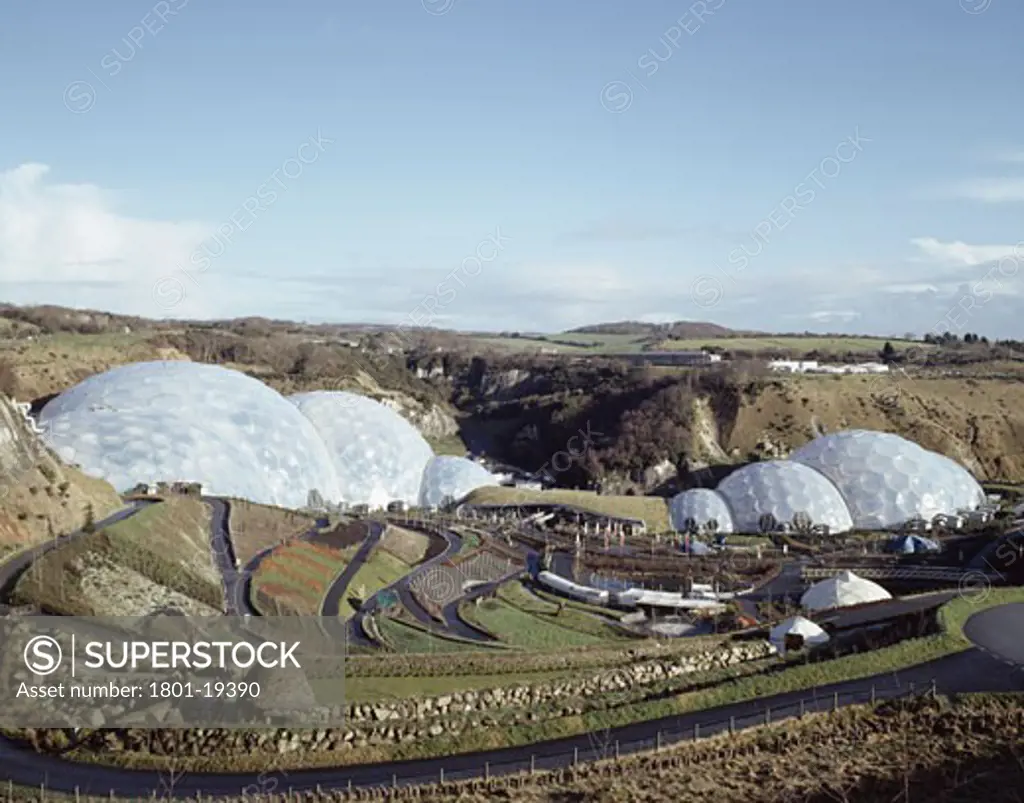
(290, 391, 434, 508)
(716, 460, 854, 534)
(789, 430, 980, 529)
(930, 452, 986, 512)
(38, 361, 341, 507)
(668, 488, 735, 534)
(419, 455, 500, 508)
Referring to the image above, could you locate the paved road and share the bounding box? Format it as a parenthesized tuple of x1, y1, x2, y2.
(347, 528, 464, 646)
(964, 602, 1024, 666)
(0, 646, 1019, 796)
(320, 520, 385, 618)
(0, 500, 153, 607)
(205, 498, 244, 615)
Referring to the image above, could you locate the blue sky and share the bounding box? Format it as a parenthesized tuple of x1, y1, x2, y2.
(1, 0, 1023, 336)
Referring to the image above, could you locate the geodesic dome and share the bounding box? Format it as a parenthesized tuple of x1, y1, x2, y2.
(789, 430, 983, 530)
(930, 452, 987, 512)
(800, 569, 892, 612)
(419, 455, 500, 508)
(290, 391, 434, 508)
(38, 361, 341, 508)
(669, 488, 735, 534)
(716, 460, 854, 534)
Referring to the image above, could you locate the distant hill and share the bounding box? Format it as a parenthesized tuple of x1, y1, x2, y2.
(568, 320, 739, 338)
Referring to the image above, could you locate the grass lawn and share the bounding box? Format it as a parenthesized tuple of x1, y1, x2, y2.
(374, 615, 490, 655)
(14, 497, 222, 614)
(340, 549, 418, 619)
(461, 595, 610, 650)
(498, 580, 631, 640)
(464, 485, 670, 531)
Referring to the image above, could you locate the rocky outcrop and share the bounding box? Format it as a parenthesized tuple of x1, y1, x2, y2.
(0, 396, 121, 548)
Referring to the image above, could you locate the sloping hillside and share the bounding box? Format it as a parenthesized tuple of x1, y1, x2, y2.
(0, 396, 121, 553)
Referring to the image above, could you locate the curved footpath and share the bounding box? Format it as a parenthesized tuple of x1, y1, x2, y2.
(4, 508, 1023, 796)
(0, 500, 154, 605)
(347, 528, 464, 646)
(963, 602, 1024, 667)
(0, 644, 1020, 796)
(320, 520, 386, 618)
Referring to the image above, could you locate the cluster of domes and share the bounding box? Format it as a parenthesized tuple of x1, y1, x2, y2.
(37, 361, 499, 509)
(670, 429, 985, 534)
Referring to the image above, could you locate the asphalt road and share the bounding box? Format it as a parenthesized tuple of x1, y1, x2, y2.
(0, 500, 153, 607)
(0, 645, 1019, 796)
(320, 520, 385, 618)
(205, 498, 244, 615)
(4, 505, 1023, 796)
(964, 602, 1024, 666)
(347, 528, 463, 646)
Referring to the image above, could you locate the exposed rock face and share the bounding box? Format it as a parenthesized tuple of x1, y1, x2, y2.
(0, 396, 121, 548)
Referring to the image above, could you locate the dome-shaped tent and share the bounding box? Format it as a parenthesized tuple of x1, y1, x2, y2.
(886, 534, 941, 555)
(769, 615, 830, 653)
(800, 570, 892, 612)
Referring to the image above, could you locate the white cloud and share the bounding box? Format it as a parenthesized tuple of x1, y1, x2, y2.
(0, 163, 212, 315)
(807, 310, 861, 323)
(944, 178, 1024, 203)
(909, 237, 1023, 267)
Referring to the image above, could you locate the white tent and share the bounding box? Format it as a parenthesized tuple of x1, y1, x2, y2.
(769, 615, 830, 653)
(800, 570, 892, 613)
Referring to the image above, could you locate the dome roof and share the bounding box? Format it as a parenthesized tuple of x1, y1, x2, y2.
(800, 570, 892, 612)
(790, 430, 982, 529)
(930, 453, 987, 511)
(419, 455, 500, 507)
(669, 488, 735, 533)
(38, 361, 341, 507)
(769, 615, 830, 650)
(716, 460, 854, 534)
(290, 391, 434, 508)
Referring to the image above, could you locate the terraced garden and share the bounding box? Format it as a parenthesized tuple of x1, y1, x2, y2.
(251, 539, 356, 615)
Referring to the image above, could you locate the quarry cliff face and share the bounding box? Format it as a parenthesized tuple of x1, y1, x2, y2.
(0, 396, 121, 549)
(461, 370, 1024, 489)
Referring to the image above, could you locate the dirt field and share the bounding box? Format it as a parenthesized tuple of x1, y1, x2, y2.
(227, 499, 318, 566)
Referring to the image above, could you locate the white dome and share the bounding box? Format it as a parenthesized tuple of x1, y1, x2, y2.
(716, 460, 854, 534)
(769, 615, 830, 651)
(800, 570, 892, 612)
(419, 455, 500, 507)
(669, 488, 735, 533)
(790, 430, 981, 529)
(930, 453, 986, 512)
(290, 391, 434, 508)
(38, 361, 341, 507)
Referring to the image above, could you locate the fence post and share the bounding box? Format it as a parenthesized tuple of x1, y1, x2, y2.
(656, 731, 662, 751)
(615, 740, 620, 760)
(833, 691, 839, 711)
(764, 706, 771, 725)
(485, 762, 490, 780)
(799, 698, 805, 717)
(729, 716, 735, 735)
(930, 678, 937, 697)
(870, 684, 876, 705)
(392, 773, 397, 789)
(694, 722, 700, 739)
(574, 747, 579, 766)
(74, 787, 80, 803)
